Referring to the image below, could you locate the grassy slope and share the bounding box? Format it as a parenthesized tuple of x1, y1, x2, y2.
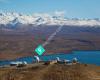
(0, 64, 100, 80)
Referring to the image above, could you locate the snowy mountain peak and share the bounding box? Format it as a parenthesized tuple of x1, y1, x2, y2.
(0, 12, 100, 26)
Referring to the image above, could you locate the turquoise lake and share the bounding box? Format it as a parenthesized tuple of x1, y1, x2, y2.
(0, 51, 100, 66)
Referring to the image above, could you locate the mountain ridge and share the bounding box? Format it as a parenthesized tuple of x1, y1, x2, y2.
(0, 12, 100, 26)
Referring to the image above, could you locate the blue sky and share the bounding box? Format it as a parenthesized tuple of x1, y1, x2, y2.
(0, 0, 100, 19)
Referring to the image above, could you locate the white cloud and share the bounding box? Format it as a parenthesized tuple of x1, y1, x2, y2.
(54, 11, 65, 17)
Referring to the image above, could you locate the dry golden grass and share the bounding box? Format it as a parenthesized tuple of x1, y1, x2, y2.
(0, 64, 100, 80)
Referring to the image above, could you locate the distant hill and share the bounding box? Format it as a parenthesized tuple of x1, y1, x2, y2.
(0, 12, 100, 60)
(0, 25, 100, 60)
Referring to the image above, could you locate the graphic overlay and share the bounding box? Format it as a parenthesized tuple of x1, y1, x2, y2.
(35, 45, 45, 55)
(42, 25, 63, 47)
(34, 24, 64, 56)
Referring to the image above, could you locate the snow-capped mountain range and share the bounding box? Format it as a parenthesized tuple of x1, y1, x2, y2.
(0, 12, 100, 26)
